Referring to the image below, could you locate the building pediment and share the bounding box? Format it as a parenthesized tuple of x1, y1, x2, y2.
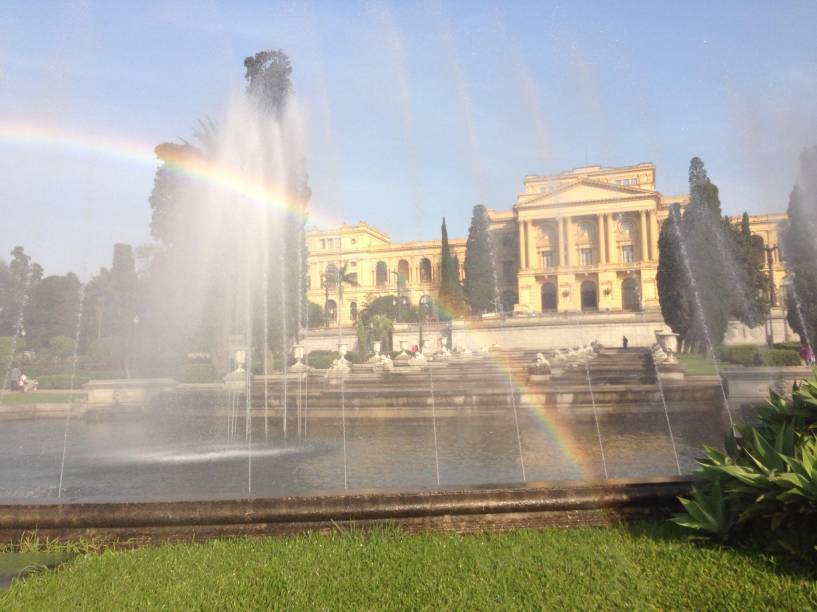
(517, 179, 656, 209)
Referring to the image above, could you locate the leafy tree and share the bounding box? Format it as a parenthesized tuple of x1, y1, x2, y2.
(307, 301, 324, 328)
(359, 295, 418, 324)
(244, 50, 292, 116)
(24, 273, 82, 350)
(0, 247, 42, 336)
(143, 49, 310, 372)
(657, 204, 691, 342)
(463, 205, 498, 314)
(781, 144, 817, 347)
(437, 217, 466, 319)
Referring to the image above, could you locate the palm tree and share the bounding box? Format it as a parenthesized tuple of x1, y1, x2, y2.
(322, 262, 358, 328)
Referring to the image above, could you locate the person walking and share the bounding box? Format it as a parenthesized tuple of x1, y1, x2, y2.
(622, 336, 629, 350)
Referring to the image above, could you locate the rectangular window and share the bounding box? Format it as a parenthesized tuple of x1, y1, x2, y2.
(541, 251, 554, 268)
(320, 239, 326, 249)
(502, 261, 514, 279)
(621, 245, 634, 263)
(581, 248, 593, 266)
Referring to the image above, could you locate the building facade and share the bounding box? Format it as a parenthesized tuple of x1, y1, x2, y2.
(306, 163, 787, 327)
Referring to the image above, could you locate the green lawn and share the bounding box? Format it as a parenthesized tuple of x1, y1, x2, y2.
(0, 392, 86, 406)
(2, 523, 815, 610)
(677, 353, 733, 376)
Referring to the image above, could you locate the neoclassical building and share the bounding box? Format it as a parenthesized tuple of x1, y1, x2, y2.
(307, 163, 786, 326)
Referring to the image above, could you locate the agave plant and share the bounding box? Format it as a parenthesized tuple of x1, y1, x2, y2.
(672, 377, 817, 555)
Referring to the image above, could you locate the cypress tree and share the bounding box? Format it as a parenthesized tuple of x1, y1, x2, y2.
(438, 217, 466, 319)
(682, 157, 732, 353)
(463, 205, 498, 314)
(657, 204, 691, 344)
(728, 212, 770, 328)
(781, 145, 817, 347)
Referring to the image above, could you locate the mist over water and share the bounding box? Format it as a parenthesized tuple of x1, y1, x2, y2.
(144, 91, 308, 369)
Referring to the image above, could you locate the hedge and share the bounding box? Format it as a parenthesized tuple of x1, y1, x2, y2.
(762, 349, 802, 367)
(717, 345, 802, 367)
(36, 374, 90, 390)
(717, 345, 762, 367)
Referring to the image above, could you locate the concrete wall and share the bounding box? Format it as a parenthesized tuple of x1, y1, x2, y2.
(301, 308, 800, 354)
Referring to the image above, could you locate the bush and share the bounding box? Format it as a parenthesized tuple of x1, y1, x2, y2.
(762, 349, 802, 367)
(673, 377, 817, 556)
(717, 345, 761, 367)
(177, 363, 218, 383)
(304, 350, 336, 370)
(773, 341, 802, 352)
(37, 374, 90, 389)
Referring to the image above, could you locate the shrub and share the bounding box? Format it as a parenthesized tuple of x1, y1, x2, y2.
(717, 345, 761, 367)
(673, 377, 817, 556)
(762, 349, 802, 367)
(773, 341, 802, 352)
(37, 374, 90, 389)
(304, 350, 336, 370)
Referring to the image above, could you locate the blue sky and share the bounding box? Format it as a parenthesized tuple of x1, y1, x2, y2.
(2, 0, 816, 277)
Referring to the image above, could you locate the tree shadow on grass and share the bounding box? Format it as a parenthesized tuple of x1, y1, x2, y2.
(621, 519, 817, 582)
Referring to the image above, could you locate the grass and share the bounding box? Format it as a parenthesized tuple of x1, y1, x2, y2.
(0, 392, 86, 406)
(2, 523, 816, 610)
(677, 353, 733, 376)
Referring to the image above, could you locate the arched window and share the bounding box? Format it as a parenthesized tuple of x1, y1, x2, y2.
(500, 290, 517, 314)
(541, 283, 558, 312)
(349, 301, 358, 321)
(375, 261, 388, 286)
(397, 259, 410, 286)
(622, 277, 639, 311)
(580, 281, 597, 311)
(325, 299, 337, 323)
(419, 258, 432, 283)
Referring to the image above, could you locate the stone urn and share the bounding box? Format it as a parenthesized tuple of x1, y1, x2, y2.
(655, 331, 679, 354)
(290, 345, 307, 372)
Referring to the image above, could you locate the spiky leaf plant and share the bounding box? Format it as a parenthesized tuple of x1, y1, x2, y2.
(673, 377, 817, 556)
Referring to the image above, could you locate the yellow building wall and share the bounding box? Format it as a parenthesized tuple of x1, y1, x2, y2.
(306, 165, 787, 327)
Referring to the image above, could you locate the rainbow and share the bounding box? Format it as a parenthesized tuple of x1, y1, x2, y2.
(1, 120, 598, 478)
(433, 300, 600, 479)
(0, 120, 340, 227)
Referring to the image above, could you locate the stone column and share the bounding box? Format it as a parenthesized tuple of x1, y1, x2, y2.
(518, 220, 527, 270)
(606, 213, 617, 263)
(650, 209, 660, 261)
(557, 217, 564, 266)
(639, 209, 649, 261)
(597, 214, 606, 264)
(565, 216, 574, 266)
(527, 221, 538, 270)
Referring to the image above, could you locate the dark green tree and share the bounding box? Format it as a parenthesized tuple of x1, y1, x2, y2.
(781, 145, 817, 347)
(657, 204, 691, 342)
(463, 205, 498, 314)
(727, 212, 770, 328)
(24, 273, 82, 350)
(437, 217, 466, 319)
(0, 247, 43, 336)
(244, 50, 292, 117)
(681, 157, 733, 352)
